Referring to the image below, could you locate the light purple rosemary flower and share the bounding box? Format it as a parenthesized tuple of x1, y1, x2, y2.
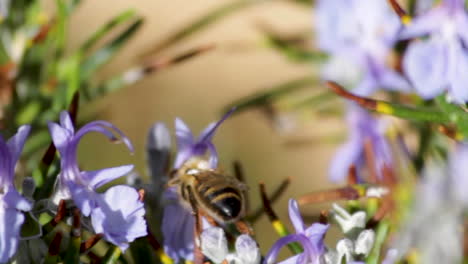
(393, 148, 464, 263)
(264, 199, 329, 264)
(200, 226, 260, 264)
(91, 185, 147, 251)
(317, 0, 409, 96)
(48, 111, 146, 251)
(401, 0, 468, 103)
(162, 111, 234, 261)
(449, 142, 468, 205)
(161, 188, 195, 262)
(173, 108, 235, 169)
(0, 125, 32, 263)
(329, 104, 392, 182)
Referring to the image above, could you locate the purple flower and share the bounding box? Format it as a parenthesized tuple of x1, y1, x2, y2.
(317, 0, 409, 96)
(449, 143, 468, 205)
(48, 111, 146, 251)
(401, 0, 468, 103)
(161, 188, 195, 262)
(173, 108, 235, 169)
(329, 104, 392, 182)
(393, 145, 465, 263)
(162, 111, 234, 261)
(264, 199, 329, 264)
(0, 125, 32, 263)
(91, 186, 147, 251)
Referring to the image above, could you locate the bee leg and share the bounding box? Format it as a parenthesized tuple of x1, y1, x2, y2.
(187, 187, 204, 264)
(233, 160, 250, 213)
(199, 211, 218, 227)
(234, 220, 254, 235)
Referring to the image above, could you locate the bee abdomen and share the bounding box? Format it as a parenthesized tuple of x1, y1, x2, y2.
(201, 187, 243, 221)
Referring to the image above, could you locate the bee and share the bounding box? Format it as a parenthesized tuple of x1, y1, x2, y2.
(168, 157, 247, 224)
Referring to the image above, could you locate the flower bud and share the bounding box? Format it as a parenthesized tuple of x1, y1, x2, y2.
(332, 203, 366, 234)
(336, 238, 354, 263)
(235, 235, 261, 264)
(201, 227, 228, 264)
(355, 229, 375, 256)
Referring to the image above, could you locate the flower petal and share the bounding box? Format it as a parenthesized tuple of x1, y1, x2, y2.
(206, 142, 218, 169)
(399, 8, 448, 39)
(403, 39, 449, 99)
(59, 111, 74, 134)
(68, 181, 98, 216)
(48, 122, 73, 152)
(84, 164, 134, 189)
(265, 234, 316, 264)
(305, 223, 329, 254)
(0, 207, 25, 263)
(288, 199, 305, 233)
(6, 125, 31, 165)
(264, 235, 301, 264)
(316, 0, 355, 52)
(455, 11, 468, 46)
(3, 190, 32, 212)
(74, 121, 134, 153)
(353, 74, 377, 97)
(175, 118, 194, 150)
(162, 188, 195, 262)
(329, 138, 363, 182)
(91, 185, 147, 251)
(447, 43, 468, 103)
(379, 67, 411, 92)
(173, 148, 194, 169)
(198, 107, 235, 143)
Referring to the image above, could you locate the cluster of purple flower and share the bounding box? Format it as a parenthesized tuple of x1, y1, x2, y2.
(3, 1, 468, 263)
(0, 112, 147, 263)
(318, 0, 468, 182)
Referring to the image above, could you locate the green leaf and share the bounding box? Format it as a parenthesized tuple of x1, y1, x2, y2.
(144, 0, 260, 54)
(52, 53, 80, 112)
(16, 100, 41, 125)
(83, 73, 126, 101)
(81, 9, 137, 52)
(264, 34, 328, 63)
(33, 160, 59, 200)
(23, 130, 50, 157)
(224, 77, 317, 114)
(20, 212, 42, 238)
(80, 18, 143, 80)
(289, 90, 334, 110)
(435, 96, 468, 139)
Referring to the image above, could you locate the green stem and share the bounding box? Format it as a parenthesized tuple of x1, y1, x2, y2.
(375, 101, 450, 123)
(271, 220, 303, 254)
(366, 220, 390, 264)
(327, 81, 450, 123)
(225, 77, 317, 114)
(102, 246, 122, 264)
(413, 123, 432, 172)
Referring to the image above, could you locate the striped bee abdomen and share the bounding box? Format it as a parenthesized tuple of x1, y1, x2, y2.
(199, 185, 243, 222)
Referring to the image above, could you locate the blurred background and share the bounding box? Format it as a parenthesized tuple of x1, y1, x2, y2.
(45, 0, 346, 253)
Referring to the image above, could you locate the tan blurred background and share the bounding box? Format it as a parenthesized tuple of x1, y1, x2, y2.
(63, 0, 346, 255)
